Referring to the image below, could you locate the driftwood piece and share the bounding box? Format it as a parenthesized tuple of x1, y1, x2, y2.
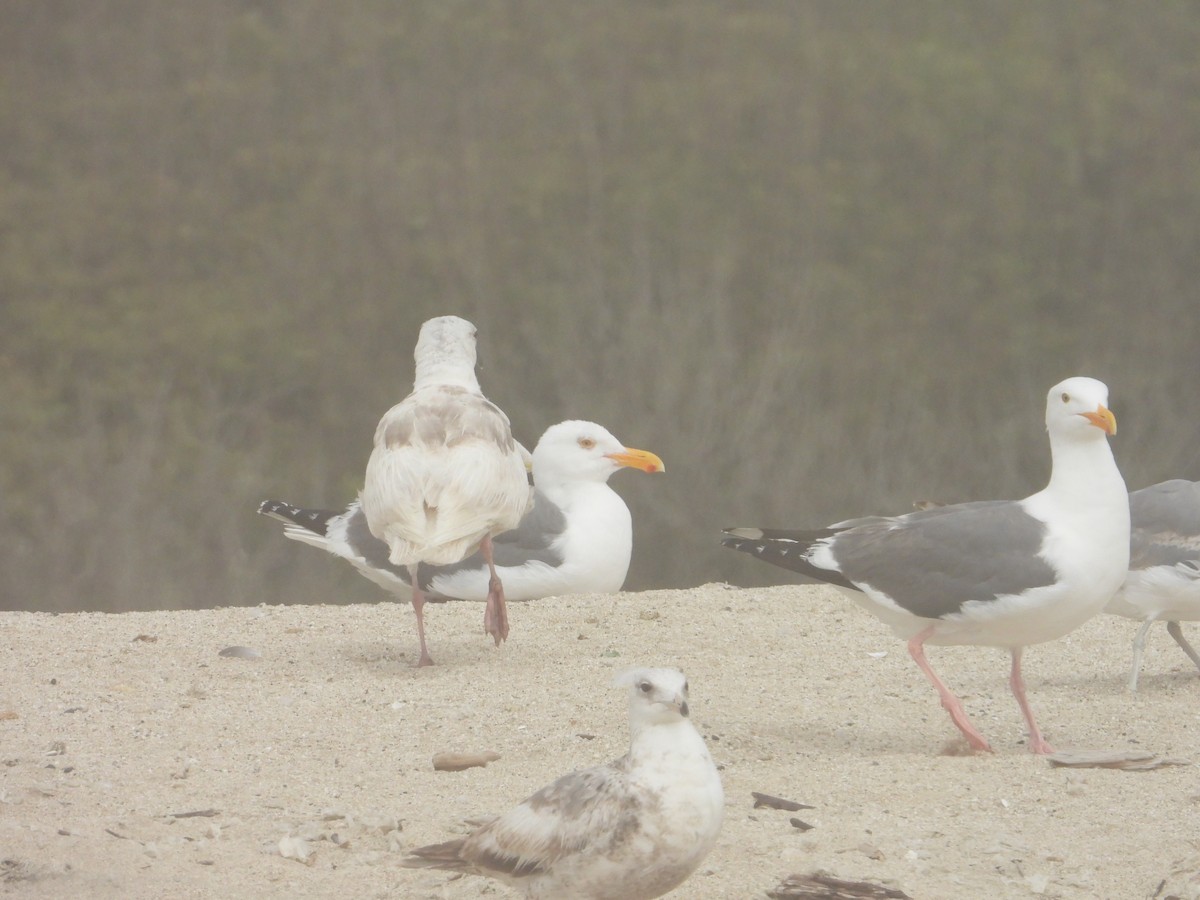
(1047, 750, 1190, 770)
(752, 791, 815, 811)
(432, 751, 502, 772)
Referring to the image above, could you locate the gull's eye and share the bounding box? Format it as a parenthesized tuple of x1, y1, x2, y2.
(638, 681, 652, 693)
(1061, 392, 1070, 403)
(579, 437, 596, 450)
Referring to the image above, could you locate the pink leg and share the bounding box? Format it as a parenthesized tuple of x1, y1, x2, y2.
(1009, 648, 1053, 754)
(480, 536, 509, 646)
(409, 568, 434, 667)
(907, 626, 992, 752)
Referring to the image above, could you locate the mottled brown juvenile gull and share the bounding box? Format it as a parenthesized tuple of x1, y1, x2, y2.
(258, 420, 663, 603)
(1106, 479, 1200, 691)
(359, 315, 530, 665)
(723, 377, 1130, 754)
(401, 667, 724, 899)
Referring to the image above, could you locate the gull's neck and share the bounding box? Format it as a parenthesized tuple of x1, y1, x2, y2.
(628, 716, 707, 761)
(1044, 433, 1126, 501)
(536, 473, 611, 507)
(413, 356, 481, 393)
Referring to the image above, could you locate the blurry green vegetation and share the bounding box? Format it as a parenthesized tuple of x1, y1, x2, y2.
(2, 2, 1198, 612)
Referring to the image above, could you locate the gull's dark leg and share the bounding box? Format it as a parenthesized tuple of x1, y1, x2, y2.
(480, 536, 509, 645)
(410, 566, 434, 667)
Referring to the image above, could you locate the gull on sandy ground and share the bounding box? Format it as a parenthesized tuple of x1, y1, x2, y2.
(1105, 479, 1200, 691)
(358, 315, 530, 665)
(259, 420, 663, 604)
(401, 667, 724, 899)
(724, 377, 1129, 754)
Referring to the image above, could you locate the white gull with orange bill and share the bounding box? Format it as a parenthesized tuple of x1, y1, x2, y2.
(724, 377, 1129, 754)
(260, 420, 663, 610)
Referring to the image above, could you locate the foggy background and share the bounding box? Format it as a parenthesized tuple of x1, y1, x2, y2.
(3, 2, 1198, 613)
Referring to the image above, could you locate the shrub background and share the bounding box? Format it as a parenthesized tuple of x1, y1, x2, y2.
(3, 2, 1197, 612)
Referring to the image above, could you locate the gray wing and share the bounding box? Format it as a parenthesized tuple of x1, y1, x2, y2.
(343, 503, 407, 574)
(1129, 480, 1200, 570)
(830, 500, 1058, 618)
(289, 490, 566, 596)
(414, 488, 567, 590)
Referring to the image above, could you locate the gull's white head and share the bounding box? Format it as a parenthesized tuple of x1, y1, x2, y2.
(613, 667, 690, 726)
(532, 420, 664, 486)
(1044, 376, 1117, 441)
(413, 315, 481, 391)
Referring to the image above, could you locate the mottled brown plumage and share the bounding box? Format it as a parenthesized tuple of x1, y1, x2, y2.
(402, 668, 724, 899)
(359, 316, 529, 664)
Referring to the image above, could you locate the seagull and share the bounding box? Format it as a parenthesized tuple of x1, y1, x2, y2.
(723, 377, 1130, 754)
(258, 420, 664, 604)
(358, 315, 530, 665)
(401, 667, 724, 900)
(1105, 479, 1200, 691)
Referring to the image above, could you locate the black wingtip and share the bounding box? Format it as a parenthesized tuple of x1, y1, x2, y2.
(258, 499, 348, 537)
(721, 526, 770, 554)
(258, 499, 300, 518)
(719, 527, 859, 590)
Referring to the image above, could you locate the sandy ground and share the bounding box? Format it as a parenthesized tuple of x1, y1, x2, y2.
(2, 584, 1199, 900)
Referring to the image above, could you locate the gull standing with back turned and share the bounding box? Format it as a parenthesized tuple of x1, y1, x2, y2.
(359, 315, 530, 666)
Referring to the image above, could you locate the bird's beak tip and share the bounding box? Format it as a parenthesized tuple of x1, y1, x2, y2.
(1082, 404, 1117, 435)
(607, 448, 666, 474)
